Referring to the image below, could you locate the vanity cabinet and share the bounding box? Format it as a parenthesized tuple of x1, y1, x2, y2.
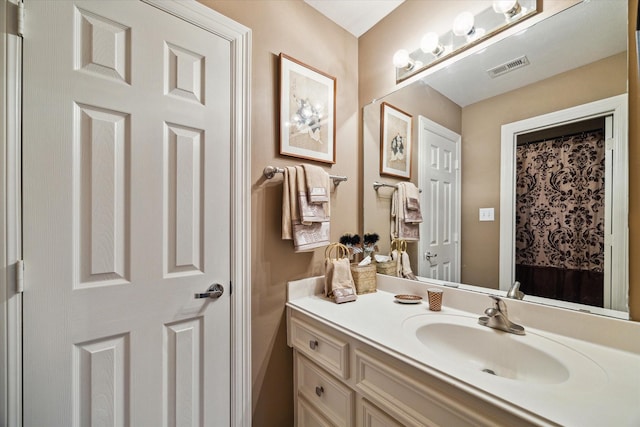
(288, 309, 535, 427)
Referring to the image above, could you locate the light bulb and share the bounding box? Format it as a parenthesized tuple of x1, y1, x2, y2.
(420, 32, 444, 57)
(468, 27, 486, 42)
(392, 49, 414, 70)
(493, 0, 521, 18)
(453, 11, 475, 37)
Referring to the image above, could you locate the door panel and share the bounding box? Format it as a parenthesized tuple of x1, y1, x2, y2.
(419, 117, 460, 282)
(22, 1, 232, 425)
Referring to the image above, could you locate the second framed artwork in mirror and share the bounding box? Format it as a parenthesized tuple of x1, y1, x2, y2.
(380, 102, 412, 179)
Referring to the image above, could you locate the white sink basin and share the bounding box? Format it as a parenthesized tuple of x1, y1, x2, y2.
(403, 313, 607, 386)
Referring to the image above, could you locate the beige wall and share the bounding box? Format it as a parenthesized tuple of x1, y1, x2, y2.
(198, 1, 359, 426)
(461, 52, 627, 287)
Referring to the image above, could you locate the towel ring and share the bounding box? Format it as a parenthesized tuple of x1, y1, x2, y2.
(391, 239, 408, 252)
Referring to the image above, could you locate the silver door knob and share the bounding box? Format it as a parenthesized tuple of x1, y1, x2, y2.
(194, 283, 224, 299)
(425, 252, 437, 261)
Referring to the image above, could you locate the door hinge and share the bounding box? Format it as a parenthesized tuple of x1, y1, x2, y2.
(16, 259, 24, 293)
(605, 233, 614, 247)
(605, 138, 614, 151)
(17, 1, 25, 37)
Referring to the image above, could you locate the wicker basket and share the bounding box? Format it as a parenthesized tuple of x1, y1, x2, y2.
(350, 264, 377, 294)
(376, 260, 397, 276)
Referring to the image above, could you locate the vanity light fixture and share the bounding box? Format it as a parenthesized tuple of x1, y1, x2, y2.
(393, 49, 415, 70)
(392, 0, 539, 81)
(420, 32, 445, 57)
(493, 0, 523, 20)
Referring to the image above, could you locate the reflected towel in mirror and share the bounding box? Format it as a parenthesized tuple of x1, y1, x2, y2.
(391, 182, 421, 241)
(403, 182, 423, 223)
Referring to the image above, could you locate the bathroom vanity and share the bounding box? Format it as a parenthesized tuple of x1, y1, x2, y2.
(286, 275, 640, 426)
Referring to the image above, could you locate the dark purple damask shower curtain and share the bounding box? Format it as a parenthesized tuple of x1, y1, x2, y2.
(515, 130, 605, 306)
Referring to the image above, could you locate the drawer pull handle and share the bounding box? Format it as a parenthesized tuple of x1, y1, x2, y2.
(315, 386, 324, 397)
(309, 339, 319, 350)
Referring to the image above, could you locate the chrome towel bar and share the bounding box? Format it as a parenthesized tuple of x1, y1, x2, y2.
(373, 181, 421, 192)
(263, 166, 347, 186)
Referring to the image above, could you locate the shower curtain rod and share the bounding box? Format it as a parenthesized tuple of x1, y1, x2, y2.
(517, 127, 604, 146)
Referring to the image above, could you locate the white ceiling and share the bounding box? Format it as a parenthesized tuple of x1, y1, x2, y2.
(304, 0, 404, 37)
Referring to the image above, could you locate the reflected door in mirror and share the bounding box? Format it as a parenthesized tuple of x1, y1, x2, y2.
(418, 117, 461, 281)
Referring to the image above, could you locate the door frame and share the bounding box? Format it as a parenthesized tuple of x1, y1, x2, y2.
(417, 115, 461, 281)
(0, 1, 252, 425)
(1, 1, 22, 425)
(499, 94, 628, 312)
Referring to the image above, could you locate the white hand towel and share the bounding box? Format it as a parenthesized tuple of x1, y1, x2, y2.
(400, 251, 417, 280)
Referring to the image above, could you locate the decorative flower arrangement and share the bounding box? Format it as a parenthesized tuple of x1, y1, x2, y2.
(339, 234, 361, 259)
(339, 233, 379, 260)
(363, 233, 380, 258)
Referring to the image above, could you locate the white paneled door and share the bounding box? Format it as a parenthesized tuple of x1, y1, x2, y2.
(418, 116, 461, 282)
(22, 1, 236, 425)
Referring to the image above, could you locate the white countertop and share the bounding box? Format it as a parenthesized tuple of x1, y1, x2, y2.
(287, 275, 640, 427)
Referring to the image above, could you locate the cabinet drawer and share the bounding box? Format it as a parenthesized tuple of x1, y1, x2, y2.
(296, 354, 354, 426)
(290, 317, 349, 379)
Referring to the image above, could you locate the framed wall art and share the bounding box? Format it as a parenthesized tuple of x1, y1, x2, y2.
(380, 102, 412, 179)
(279, 53, 336, 164)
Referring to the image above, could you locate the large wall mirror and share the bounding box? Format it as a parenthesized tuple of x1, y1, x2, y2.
(362, 0, 629, 319)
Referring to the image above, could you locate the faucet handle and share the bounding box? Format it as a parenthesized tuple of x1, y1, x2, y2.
(488, 294, 502, 305)
(488, 294, 507, 314)
(507, 281, 525, 299)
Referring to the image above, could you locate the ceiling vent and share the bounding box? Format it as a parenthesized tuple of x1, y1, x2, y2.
(487, 55, 530, 78)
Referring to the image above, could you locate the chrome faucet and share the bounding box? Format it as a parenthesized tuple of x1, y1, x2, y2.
(478, 295, 525, 335)
(506, 280, 525, 300)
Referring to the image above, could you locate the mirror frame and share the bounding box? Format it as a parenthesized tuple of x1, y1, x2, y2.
(362, 0, 630, 319)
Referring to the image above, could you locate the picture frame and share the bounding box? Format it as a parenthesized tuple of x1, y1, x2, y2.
(279, 53, 336, 164)
(380, 102, 413, 179)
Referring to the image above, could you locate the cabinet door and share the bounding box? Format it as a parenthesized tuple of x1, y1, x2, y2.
(298, 395, 334, 427)
(358, 397, 404, 427)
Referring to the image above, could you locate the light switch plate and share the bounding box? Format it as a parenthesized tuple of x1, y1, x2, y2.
(479, 207, 494, 221)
